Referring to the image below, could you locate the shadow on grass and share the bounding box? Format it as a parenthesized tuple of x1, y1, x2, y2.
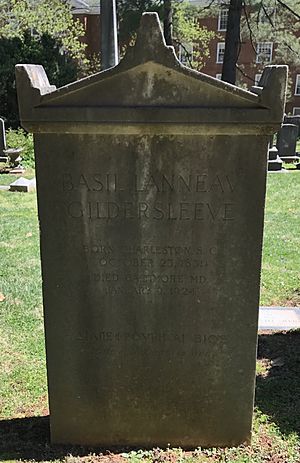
(0, 331, 299, 461)
(256, 330, 300, 436)
(0, 415, 131, 461)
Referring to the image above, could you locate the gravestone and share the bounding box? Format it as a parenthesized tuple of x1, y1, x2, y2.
(268, 146, 282, 171)
(284, 115, 300, 137)
(9, 177, 36, 193)
(276, 123, 298, 161)
(16, 13, 287, 449)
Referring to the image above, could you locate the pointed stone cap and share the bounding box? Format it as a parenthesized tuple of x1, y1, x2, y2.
(15, 12, 288, 134)
(119, 12, 178, 69)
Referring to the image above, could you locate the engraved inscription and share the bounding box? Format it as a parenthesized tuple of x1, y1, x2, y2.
(62, 171, 237, 222)
(83, 243, 218, 298)
(62, 172, 236, 193)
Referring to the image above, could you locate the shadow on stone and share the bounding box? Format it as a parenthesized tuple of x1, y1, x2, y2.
(256, 330, 300, 436)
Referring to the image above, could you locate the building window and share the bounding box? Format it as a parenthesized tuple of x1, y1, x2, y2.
(256, 42, 273, 63)
(295, 75, 300, 95)
(254, 73, 262, 85)
(218, 9, 228, 31)
(293, 107, 300, 116)
(216, 73, 222, 80)
(178, 43, 193, 66)
(216, 42, 225, 64)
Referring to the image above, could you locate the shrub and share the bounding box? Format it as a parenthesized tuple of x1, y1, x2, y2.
(5, 128, 35, 168)
(0, 33, 79, 127)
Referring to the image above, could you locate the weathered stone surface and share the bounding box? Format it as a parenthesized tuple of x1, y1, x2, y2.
(9, 177, 36, 192)
(16, 13, 287, 449)
(276, 124, 298, 158)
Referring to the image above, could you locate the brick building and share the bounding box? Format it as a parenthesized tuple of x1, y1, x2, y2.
(71, 0, 100, 57)
(70, 0, 300, 115)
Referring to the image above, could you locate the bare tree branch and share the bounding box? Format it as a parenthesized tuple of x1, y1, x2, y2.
(236, 64, 255, 83)
(243, 1, 257, 55)
(262, 2, 275, 27)
(276, 0, 300, 21)
(198, 0, 218, 13)
(173, 38, 194, 69)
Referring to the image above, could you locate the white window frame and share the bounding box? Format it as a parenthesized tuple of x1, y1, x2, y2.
(178, 42, 193, 66)
(295, 75, 300, 95)
(216, 73, 222, 80)
(216, 42, 225, 64)
(256, 42, 273, 64)
(293, 107, 300, 116)
(218, 9, 228, 31)
(254, 73, 262, 86)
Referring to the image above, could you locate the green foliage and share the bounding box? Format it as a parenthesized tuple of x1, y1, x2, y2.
(0, 0, 88, 127)
(0, 0, 87, 62)
(0, 33, 79, 127)
(261, 172, 300, 306)
(172, 1, 214, 70)
(5, 128, 34, 168)
(242, 0, 300, 66)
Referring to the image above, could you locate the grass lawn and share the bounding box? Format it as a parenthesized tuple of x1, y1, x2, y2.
(0, 168, 36, 186)
(261, 172, 300, 306)
(0, 170, 299, 462)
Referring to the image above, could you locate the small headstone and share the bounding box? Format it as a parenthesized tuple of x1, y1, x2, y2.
(284, 115, 300, 137)
(268, 146, 282, 171)
(276, 124, 298, 160)
(9, 177, 36, 192)
(268, 146, 279, 161)
(259, 307, 300, 331)
(16, 13, 287, 449)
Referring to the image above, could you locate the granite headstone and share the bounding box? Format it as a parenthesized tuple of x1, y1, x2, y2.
(284, 115, 300, 137)
(276, 123, 298, 160)
(16, 13, 287, 449)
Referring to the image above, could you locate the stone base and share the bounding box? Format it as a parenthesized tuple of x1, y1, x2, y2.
(268, 157, 282, 171)
(268, 147, 278, 161)
(279, 156, 300, 163)
(9, 166, 26, 174)
(9, 177, 36, 193)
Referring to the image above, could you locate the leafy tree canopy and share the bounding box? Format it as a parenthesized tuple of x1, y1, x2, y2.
(0, 0, 87, 62)
(241, 0, 300, 67)
(0, 0, 88, 126)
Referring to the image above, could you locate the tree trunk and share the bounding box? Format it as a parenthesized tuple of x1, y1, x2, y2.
(221, 0, 243, 84)
(100, 0, 119, 70)
(163, 0, 173, 46)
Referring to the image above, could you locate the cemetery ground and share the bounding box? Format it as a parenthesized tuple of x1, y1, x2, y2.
(0, 170, 299, 463)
